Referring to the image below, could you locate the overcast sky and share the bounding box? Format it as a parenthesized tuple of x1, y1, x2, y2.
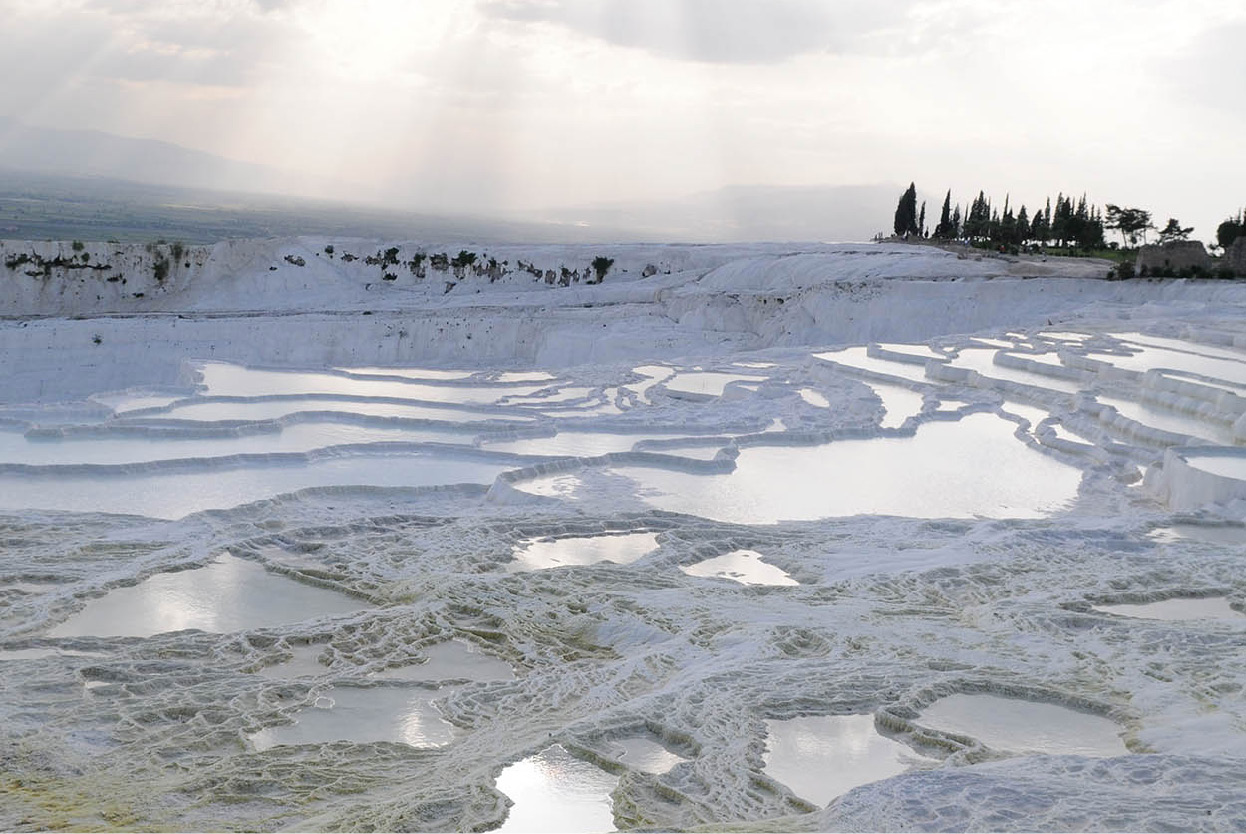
(2, 0, 1243, 240)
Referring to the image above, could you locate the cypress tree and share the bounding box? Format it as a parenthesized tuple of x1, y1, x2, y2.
(934, 190, 954, 238)
(893, 183, 919, 238)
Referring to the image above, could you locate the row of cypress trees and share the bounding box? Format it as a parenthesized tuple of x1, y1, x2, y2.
(893, 182, 1107, 250)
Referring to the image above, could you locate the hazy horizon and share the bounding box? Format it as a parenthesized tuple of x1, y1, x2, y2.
(1, 1, 1243, 242)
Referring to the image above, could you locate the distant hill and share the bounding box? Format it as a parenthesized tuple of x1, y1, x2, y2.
(0, 116, 332, 198)
(536, 184, 899, 242)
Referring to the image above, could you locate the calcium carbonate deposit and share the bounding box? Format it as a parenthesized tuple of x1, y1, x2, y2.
(1, 238, 1245, 831)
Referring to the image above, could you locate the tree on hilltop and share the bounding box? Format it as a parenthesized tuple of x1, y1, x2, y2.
(933, 190, 955, 239)
(1104, 204, 1153, 247)
(893, 183, 919, 238)
(1216, 210, 1244, 250)
(1156, 218, 1194, 244)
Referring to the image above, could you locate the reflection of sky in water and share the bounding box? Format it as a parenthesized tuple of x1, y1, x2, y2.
(615, 414, 1080, 523)
(664, 372, 766, 397)
(250, 685, 454, 751)
(1091, 339, 1246, 386)
(510, 533, 659, 572)
(162, 397, 527, 423)
(375, 640, 515, 682)
(865, 383, 924, 429)
(799, 388, 830, 408)
(481, 432, 682, 457)
(1094, 597, 1245, 621)
(681, 550, 797, 586)
(1097, 397, 1236, 444)
(196, 361, 544, 403)
(763, 714, 921, 806)
(0, 454, 512, 518)
(495, 744, 617, 834)
(337, 366, 473, 380)
(946, 348, 1083, 393)
(0, 422, 473, 466)
(1186, 454, 1246, 480)
(48, 555, 367, 638)
(610, 737, 686, 774)
(814, 347, 929, 382)
(919, 694, 1127, 756)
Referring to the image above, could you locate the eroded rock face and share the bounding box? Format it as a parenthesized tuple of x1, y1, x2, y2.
(1228, 238, 1246, 277)
(1136, 241, 1212, 274)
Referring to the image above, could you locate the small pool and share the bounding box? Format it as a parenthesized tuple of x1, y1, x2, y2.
(509, 533, 659, 572)
(917, 694, 1127, 757)
(681, 550, 797, 586)
(250, 685, 455, 750)
(763, 714, 922, 806)
(1094, 597, 1244, 621)
(48, 555, 368, 638)
(494, 745, 617, 833)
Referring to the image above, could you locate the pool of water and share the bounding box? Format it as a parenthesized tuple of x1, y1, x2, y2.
(763, 714, 921, 806)
(799, 389, 830, 408)
(1091, 341, 1246, 386)
(610, 414, 1081, 523)
(374, 640, 516, 682)
(1094, 597, 1245, 621)
(195, 362, 544, 403)
(607, 736, 687, 774)
(1097, 397, 1236, 444)
(160, 397, 529, 424)
(509, 533, 660, 572)
(256, 643, 334, 679)
(250, 685, 455, 750)
(494, 744, 617, 833)
(0, 453, 513, 519)
(946, 349, 1083, 393)
(878, 343, 943, 359)
(0, 422, 474, 466)
(1185, 453, 1246, 480)
(866, 383, 924, 429)
(664, 372, 767, 397)
(681, 550, 797, 586)
(336, 366, 474, 381)
(480, 432, 686, 458)
(47, 555, 368, 638)
(814, 348, 930, 383)
(917, 694, 1128, 757)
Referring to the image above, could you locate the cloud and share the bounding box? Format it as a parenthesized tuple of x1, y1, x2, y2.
(478, 0, 919, 64)
(1159, 19, 1246, 120)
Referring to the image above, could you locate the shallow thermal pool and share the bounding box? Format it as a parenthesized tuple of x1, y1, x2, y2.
(603, 413, 1081, 523)
(48, 555, 367, 638)
(195, 362, 546, 403)
(763, 714, 924, 806)
(1185, 453, 1246, 480)
(509, 532, 660, 572)
(0, 453, 513, 518)
(917, 694, 1128, 757)
(0, 422, 475, 466)
(608, 736, 687, 774)
(1094, 596, 1245, 621)
(681, 549, 797, 586)
(250, 685, 454, 750)
(494, 745, 617, 833)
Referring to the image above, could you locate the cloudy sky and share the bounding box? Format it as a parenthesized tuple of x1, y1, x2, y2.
(2, 0, 1243, 239)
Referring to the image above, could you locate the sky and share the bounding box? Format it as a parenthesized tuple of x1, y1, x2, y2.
(1, 0, 1244, 241)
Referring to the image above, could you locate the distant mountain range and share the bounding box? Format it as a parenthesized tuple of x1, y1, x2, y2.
(0, 116, 336, 198)
(533, 184, 897, 242)
(0, 116, 894, 242)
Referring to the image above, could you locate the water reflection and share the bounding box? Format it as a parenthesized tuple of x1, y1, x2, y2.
(48, 555, 367, 638)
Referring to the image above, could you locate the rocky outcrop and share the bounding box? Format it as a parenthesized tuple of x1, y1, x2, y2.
(1228, 238, 1246, 277)
(1135, 241, 1211, 275)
